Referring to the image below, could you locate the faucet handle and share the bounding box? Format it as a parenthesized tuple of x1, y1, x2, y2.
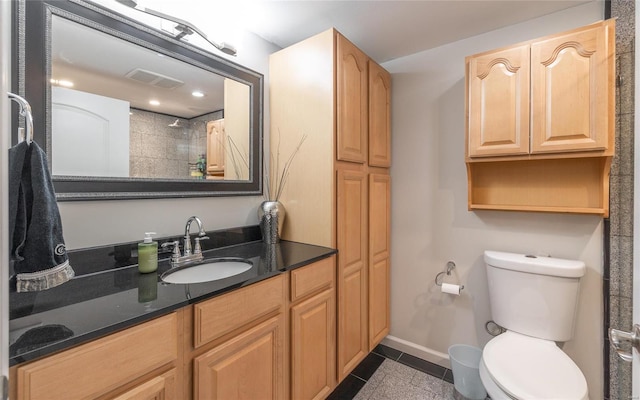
(193, 236, 209, 255)
(161, 240, 181, 261)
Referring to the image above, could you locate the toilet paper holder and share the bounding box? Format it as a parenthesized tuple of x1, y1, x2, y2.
(435, 261, 465, 290)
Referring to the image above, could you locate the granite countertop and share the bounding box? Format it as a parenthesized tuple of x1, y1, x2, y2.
(9, 226, 336, 366)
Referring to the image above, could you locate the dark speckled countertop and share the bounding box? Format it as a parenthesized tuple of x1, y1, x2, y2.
(9, 225, 336, 366)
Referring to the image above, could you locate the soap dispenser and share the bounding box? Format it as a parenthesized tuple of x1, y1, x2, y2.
(138, 232, 158, 273)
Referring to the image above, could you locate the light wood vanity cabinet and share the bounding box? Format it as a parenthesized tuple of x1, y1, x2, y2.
(270, 28, 391, 384)
(194, 315, 285, 400)
(11, 261, 342, 400)
(11, 313, 181, 400)
(112, 369, 179, 400)
(190, 274, 286, 400)
(465, 19, 615, 216)
(289, 256, 336, 400)
(192, 273, 285, 349)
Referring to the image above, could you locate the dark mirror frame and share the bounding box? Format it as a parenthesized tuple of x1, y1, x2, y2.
(16, 0, 263, 200)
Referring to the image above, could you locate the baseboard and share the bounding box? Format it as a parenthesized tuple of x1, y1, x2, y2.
(381, 335, 452, 369)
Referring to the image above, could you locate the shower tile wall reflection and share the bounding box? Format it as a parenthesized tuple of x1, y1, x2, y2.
(129, 109, 222, 179)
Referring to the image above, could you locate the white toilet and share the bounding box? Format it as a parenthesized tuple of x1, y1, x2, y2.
(479, 251, 589, 400)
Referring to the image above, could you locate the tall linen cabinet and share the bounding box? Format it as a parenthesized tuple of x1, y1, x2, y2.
(269, 28, 391, 384)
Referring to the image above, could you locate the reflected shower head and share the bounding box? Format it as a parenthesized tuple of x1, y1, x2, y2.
(168, 119, 182, 128)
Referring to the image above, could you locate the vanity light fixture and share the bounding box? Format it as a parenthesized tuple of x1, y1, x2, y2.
(149, 99, 160, 106)
(114, 0, 237, 56)
(191, 91, 204, 98)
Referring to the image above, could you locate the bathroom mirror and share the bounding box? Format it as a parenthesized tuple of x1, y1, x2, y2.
(18, 0, 263, 199)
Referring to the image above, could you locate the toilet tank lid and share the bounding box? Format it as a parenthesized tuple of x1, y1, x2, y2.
(484, 251, 586, 278)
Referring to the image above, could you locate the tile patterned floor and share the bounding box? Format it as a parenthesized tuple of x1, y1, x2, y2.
(355, 358, 456, 400)
(328, 345, 458, 400)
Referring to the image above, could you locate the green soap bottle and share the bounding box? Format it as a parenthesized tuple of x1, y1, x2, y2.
(138, 232, 158, 273)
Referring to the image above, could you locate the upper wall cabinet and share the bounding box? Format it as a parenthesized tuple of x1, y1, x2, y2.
(530, 22, 613, 154)
(465, 20, 615, 217)
(466, 19, 615, 159)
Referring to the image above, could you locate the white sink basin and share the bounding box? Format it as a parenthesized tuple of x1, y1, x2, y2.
(161, 258, 252, 284)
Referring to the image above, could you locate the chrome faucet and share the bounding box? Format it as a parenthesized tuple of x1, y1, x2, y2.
(161, 216, 209, 267)
(184, 216, 206, 255)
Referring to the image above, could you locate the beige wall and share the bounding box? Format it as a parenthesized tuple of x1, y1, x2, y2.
(381, 2, 605, 398)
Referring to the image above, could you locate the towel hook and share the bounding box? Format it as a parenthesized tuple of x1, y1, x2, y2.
(8, 92, 34, 144)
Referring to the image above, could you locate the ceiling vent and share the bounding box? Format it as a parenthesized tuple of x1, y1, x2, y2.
(125, 68, 184, 89)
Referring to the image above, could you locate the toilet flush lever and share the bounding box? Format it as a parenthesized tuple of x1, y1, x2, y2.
(609, 324, 640, 362)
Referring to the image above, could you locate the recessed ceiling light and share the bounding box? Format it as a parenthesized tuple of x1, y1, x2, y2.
(191, 91, 205, 98)
(149, 100, 160, 106)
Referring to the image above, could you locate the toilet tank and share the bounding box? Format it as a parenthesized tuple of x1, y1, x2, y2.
(484, 251, 586, 342)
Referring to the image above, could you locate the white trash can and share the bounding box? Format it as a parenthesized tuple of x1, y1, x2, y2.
(448, 344, 487, 400)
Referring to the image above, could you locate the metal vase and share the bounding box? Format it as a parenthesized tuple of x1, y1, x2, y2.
(258, 201, 286, 244)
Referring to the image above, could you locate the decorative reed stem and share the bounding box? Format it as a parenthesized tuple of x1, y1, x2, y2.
(265, 130, 307, 201)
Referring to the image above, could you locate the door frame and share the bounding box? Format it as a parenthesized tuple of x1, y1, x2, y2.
(633, 2, 640, 395)
(0, 0, 12, 395)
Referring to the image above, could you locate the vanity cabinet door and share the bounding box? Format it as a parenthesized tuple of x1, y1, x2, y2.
(467, 44, 530, 158)
(194, 315, 285, 400)
(530, 20, 614, 154)
(289, 257, 336, 400)
(336, 33, 368, 164)
(368, 173, 391, 350)
(111, 369, 178, 400)
(368, 60, 391, 168)
(336, 169, 368, 380)
(291, 289, 336, 400)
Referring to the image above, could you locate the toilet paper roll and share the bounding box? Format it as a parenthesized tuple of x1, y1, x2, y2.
(441, 283, 461, 295)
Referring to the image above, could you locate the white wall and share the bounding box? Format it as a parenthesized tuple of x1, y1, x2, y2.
(382, 2, 605, 397)
(58, 29, 280, 249)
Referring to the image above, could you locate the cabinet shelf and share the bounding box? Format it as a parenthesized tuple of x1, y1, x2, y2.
(466, 157, 611, 217)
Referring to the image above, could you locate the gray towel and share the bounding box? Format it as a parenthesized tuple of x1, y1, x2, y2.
(9, 141, 74, 292)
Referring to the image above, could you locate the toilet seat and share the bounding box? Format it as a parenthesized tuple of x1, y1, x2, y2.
(483, 331, 588, 400)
